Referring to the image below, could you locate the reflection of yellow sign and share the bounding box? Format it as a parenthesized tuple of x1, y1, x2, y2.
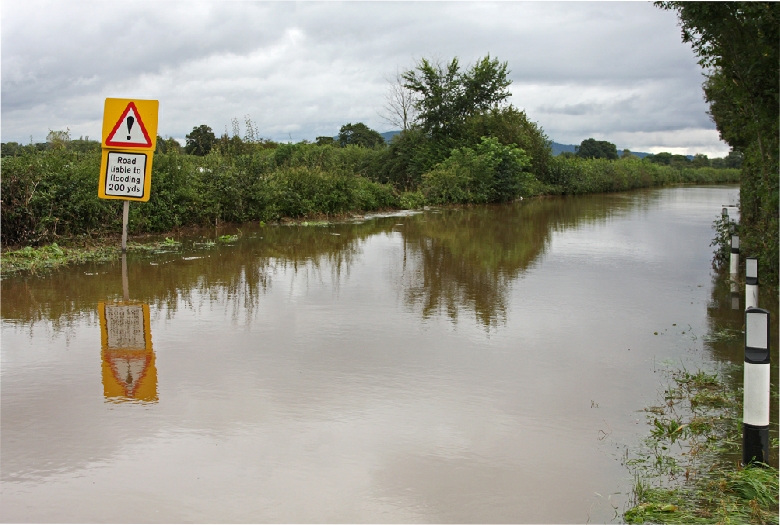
(98, 302, 157, 403)
(98, 98, 158, 202)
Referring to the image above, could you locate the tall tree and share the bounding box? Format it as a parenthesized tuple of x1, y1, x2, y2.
(575, 138, 618, 160)
(380, 69, 418, 132)
(337, 123, 385, 148)
(656, 2, 779, 283)
(402, 55, 511, 138)
(185, 125, 216, 156)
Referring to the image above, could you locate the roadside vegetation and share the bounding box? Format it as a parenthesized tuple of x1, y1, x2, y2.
(1, 54, 740, 277)
(623, 364, 778, 524)
(656, 2, 779, 286)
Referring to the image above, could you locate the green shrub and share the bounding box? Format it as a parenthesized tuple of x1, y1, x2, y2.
(421, 137, 532, 204)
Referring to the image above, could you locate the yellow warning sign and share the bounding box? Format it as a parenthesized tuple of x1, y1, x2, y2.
(98, 301, 157, 403)
(102, 99, 158, 149)
(99, 98, 158, 202)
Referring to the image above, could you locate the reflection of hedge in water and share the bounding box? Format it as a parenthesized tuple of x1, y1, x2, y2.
(0, 192, 721, 333)
(704, 272, 779, 374)
(1, 221, 388, 330)
(399, 205, 545, 327)
(4, 193, 665, 332)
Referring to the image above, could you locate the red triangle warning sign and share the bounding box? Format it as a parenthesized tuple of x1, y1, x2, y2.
(105, 102, 153, 148)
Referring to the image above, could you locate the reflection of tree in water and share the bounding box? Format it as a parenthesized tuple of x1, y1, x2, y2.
(398, 206, 541, 328)
(1, 221, 383, 331)
(397, 194, 640, 329)
(4, 189, 660, 332)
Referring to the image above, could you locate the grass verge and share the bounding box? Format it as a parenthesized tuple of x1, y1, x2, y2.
(624, 366, 779, 524)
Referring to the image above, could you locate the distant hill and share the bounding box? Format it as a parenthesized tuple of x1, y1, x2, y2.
(380, 130, 401, 143)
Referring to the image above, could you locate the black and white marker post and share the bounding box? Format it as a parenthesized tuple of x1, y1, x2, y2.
(745, 257, 759, 310)
(743, 307, 770, 466)
(730, 234, 740, 277)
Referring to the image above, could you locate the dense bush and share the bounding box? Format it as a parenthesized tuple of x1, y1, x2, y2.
(460, 106, 552, 181)
(421, 137, 534, 204)
(1, 148, 398, 246)
(1, 150, 119, 245)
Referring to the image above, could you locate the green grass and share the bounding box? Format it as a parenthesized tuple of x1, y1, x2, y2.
(626, 466, 779, 524)
(624, 366, 779, 524)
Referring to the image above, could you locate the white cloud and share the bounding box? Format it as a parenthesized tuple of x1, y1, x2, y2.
(1, 1, 727, 155)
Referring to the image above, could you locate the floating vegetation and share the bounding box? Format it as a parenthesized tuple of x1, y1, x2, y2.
(128, 237, 182, 254)
(703, 328, 743, 343)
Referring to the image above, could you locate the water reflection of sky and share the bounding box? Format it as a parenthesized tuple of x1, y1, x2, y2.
(2, 185, 751, 523)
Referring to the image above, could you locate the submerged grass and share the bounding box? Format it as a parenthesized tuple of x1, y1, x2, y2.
(0, 216, 340, 278)
(624, 367, 779, 524)
(1, 243, 120, 276)
(3, 236, 193, 276)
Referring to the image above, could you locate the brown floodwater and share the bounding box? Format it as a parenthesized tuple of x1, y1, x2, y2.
(2, 185, 775, 523)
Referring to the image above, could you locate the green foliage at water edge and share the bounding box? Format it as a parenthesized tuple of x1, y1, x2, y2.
(623, 366, 779, 524)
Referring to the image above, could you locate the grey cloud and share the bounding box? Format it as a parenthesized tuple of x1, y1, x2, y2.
(537, 102, 603, 116)
(1, 1, 725, 155)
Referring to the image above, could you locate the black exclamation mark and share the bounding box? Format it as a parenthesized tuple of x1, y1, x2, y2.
(126, 116, 135, 140)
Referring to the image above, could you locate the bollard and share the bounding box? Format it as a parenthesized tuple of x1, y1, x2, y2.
(745, 257, 759, 310)
(729, 235, 739, 276)
(743, 307, 770, 465)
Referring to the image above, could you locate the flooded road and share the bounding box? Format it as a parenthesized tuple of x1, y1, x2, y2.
(2, 185, 764, 522)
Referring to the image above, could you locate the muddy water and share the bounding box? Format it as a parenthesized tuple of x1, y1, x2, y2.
(1, 185, 759, 523)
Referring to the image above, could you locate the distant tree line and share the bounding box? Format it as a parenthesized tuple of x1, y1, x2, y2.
(556, 137, 742, 169)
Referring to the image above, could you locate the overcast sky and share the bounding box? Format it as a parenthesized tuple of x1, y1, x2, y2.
(2, 1, 729, 156)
